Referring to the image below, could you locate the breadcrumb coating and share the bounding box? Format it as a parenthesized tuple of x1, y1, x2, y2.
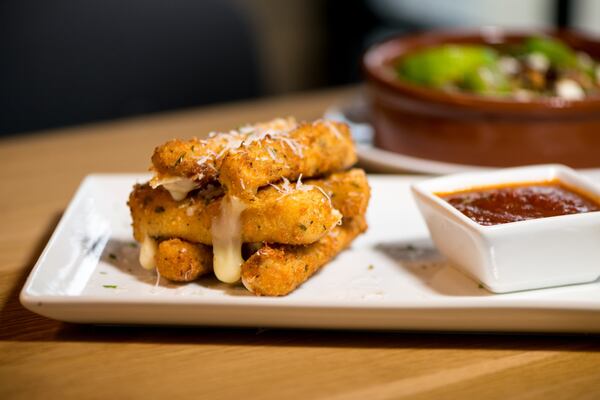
(220, 120, 357, 199)
(156, 238, 212, 282)
(150, 117, 299, 188)
(128, 171, 372, 245)
(241, 216, 368, 296)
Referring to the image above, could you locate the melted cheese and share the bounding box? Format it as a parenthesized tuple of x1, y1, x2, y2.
(211, 196, 247, 283)
(163, 179, 200, 201)
(150, 176, 200, 201)
(139, 236, 157, 270)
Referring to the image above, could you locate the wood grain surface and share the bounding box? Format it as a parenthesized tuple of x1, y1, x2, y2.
(1, 87, 599, 399)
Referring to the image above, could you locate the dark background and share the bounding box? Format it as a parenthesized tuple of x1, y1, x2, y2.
(0, 0, 589, 135)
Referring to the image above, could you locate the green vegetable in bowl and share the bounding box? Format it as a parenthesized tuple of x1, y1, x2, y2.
(394, 36, 600, 100)
(524, 36, 576, 68)
(397, 45, 498, 88)
(462, 65, 511, 95)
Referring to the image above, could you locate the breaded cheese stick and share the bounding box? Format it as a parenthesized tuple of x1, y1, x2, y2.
(219, 120, 357, 199)
(241, 216, 367, 296)
(150, 117, 297, 199)
(149, 138, 223, 196)
(129, 181, 342, 246)
(308, 169, 370, 219)
(129, 169, 369, 246)
(155, 238, 212, 282)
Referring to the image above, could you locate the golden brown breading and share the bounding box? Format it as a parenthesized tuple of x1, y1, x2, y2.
(240, 216, 368, 296)
(219, 120, 357, 199)
(310, 168, 370, 219)
(156, 238, 212, 282)
(150, 117, 298, 187)
(150, 138, 221, 185)
(129, 181, 342, 246)
(129, 169, 369, 246)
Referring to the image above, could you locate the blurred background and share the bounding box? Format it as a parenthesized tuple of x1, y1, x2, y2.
(2, 0, 599, 136)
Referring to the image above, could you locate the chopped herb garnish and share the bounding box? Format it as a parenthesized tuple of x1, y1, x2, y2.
(368, 264, 374, 270)
(174, 153, 186, 167)
(103, 285, 118, 289)
(99, 271, 108, 275)
(108, 253, 117, 260)
(154, 206, 165, 213)
(128, 242, 138, 248)
(298, 223, 307, 231)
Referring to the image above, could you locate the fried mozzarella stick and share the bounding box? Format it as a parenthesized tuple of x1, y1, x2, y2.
(150, 117, 298, 200)
(149, 138, 224, 199)
(219, 120, 357, 199)
(129, 169, 369, 245)
(241, 216, 368, 296)
(154, 216, 367, 290)
(129, 184, 340, 246)
(155, 238, 212, 282)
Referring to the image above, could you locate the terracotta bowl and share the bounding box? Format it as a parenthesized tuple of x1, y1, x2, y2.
(363, 29, 600, 168)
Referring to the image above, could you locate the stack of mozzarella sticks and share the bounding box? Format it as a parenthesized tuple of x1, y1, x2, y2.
(128, 117, 370, 296)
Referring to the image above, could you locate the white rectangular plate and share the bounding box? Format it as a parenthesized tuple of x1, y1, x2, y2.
(21, 174, 600, 333)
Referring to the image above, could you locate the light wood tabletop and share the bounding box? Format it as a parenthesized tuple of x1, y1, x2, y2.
(1, 86, 599, 399)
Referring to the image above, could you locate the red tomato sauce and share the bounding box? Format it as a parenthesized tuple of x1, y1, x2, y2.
(437, 180, 600, 226)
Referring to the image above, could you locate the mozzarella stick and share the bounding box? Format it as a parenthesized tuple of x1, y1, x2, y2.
(129, 182, 342, 246)
(219, 120, 357, 199)
(129, 169, 369, 246)
(241, 216, 368, 296)
(155, 238, 212, 282)
(149, 138, 224, 197)
(149, 117, 297, 199)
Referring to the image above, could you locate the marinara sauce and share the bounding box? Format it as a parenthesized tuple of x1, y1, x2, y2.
(438, 180, 600, 226)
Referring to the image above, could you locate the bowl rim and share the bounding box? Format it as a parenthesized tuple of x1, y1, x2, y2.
(363, 28, 600, 114)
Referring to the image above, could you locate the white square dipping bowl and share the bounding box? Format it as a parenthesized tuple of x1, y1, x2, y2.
(411, 165, 600, 293)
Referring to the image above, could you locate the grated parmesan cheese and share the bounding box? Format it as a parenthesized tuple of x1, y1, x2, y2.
(186, 205, 196, 217)
(269, 175, 333, 208)
(278, 136, 304, 157)
(322, 120, 343, 140)
(266, 146, 278, 161)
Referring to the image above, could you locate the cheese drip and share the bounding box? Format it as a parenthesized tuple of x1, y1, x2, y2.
(150, 176, 200, 201)
(211, 196, 247, 283)
(139, 236, 158, 270)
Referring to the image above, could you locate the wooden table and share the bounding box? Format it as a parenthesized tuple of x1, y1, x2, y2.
(1, 87, 599, 399)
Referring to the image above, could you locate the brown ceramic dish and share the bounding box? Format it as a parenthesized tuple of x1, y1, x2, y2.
(363, 29, 600, 168)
